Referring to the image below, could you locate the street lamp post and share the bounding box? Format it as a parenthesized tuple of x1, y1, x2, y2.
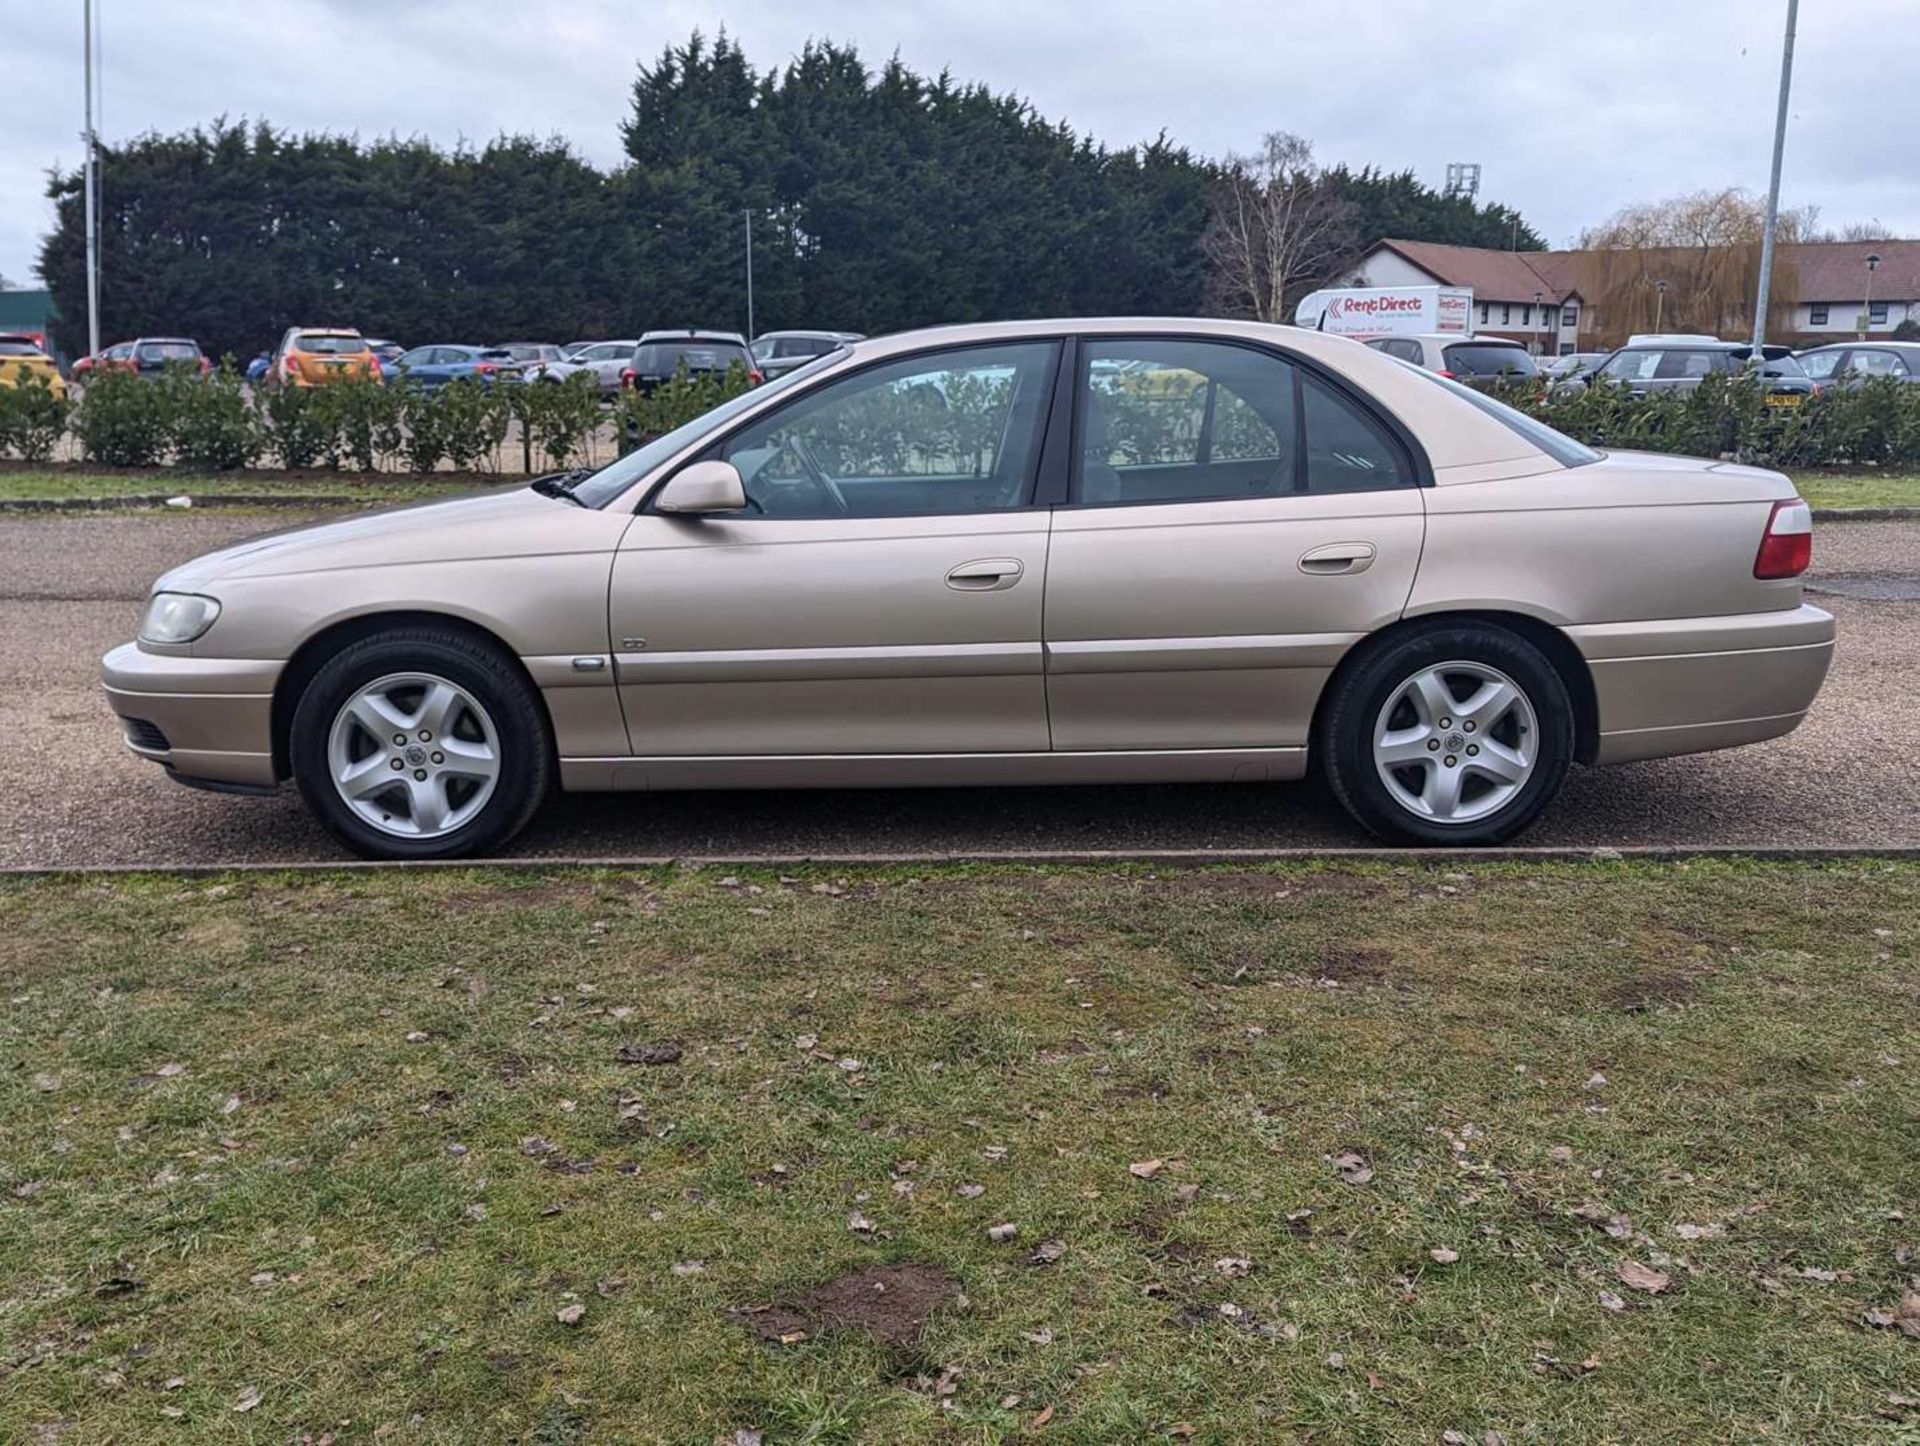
(1862, 252, 1881, 339)
(1532, 289, 1543, 354)
(82, 0, 101, 360)
(1655, 278, 1668, 333)
(1750, 0, 1799, 360)
(742, 208, 755, 343)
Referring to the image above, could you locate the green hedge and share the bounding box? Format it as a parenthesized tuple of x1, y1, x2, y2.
(1499, 372, 1920, 470)
(0, 363, 745, 476)
(10, 359, 1920, 478)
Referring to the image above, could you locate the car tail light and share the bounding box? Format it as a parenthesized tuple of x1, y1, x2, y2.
(749, 368, 764, 385)
(199, 356, 212, 376)
(620, 368, 637, 388)
(368, 355, 383, 379)
(1436, 369, 1457, 380)
(1754, 497, 1812, 579)
(285, 355, 303, 375)
(474, 361, 496, 376)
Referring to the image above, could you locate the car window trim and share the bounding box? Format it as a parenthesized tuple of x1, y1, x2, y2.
(1059, 331, 1431, 510)
(641, 336, 1071, 520)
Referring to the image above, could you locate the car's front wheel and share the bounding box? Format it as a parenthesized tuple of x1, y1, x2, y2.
(290, 628, 551, 860)
(1320, 623, 1573, 845)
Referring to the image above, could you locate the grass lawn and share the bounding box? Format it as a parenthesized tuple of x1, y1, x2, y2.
(2, 860, 1917, 1443)
(0, 470, 514, 506)
(1789, 471, 1920, 510)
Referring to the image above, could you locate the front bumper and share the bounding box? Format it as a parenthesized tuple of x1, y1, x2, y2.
(1570, 604, 1835, 765)
(101, 642, 282, 789)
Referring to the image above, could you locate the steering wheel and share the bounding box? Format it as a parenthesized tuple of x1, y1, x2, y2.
(787, 434, 850, 515)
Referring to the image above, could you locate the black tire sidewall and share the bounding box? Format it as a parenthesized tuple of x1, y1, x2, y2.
(1323, 626, 1573, 846)
(290, 630, 551, 860)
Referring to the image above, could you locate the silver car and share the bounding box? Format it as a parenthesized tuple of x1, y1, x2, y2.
(752, 329, 864, 379)
(103, 318, 1833, 859)
(534, 340, 638, 395)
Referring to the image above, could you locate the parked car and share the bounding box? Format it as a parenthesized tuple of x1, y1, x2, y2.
(751, 329, 864, 379)
(533, 339, 638, 394)
(266, 328, 380, 388)
(0, 333, 68, 398)
(365, 338, 407, 371)
(103, 318, 1832, 860)
(486, 343, 570, 384)
(73, 336, 211, 383)
(385, 345, 507, 390)
(1575, 340, 1817, 405)
(621, 330, 761, 394)
(1794, 341, 1920, 387)
(246, 352, 272, 385)
(1364, 334, 1539, 387)
(1541, 352, 1610, 383)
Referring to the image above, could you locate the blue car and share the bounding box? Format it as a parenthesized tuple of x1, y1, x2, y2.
(245, 353, 271, 385)
(386, 344, 510, 390)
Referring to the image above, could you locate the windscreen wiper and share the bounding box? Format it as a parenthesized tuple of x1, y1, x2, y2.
(530, 468, 593, 507)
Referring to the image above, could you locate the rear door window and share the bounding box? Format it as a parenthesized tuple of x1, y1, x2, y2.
(1659, 350, 1724, 380)
(1799, 350, 1844, 380)
(1602, 350, 1661, 382)
(1848, 349, 1908, 377)
(1442, 343, 1538, 378)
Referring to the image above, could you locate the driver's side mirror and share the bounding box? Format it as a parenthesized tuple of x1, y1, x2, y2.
(654, 460, 748, 515)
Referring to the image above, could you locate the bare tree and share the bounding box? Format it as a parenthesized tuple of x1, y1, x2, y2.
(1202, 132, 1357, 323)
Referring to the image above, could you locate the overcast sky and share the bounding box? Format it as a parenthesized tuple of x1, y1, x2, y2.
(3, 0, 1914, 286)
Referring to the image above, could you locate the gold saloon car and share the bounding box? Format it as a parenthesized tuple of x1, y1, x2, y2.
(103, 319, 1833, 859)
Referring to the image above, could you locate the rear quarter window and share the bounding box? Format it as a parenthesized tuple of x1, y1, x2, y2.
(1443, 344, 1538, 378)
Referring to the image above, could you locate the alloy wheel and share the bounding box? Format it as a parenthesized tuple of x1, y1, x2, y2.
(1371, 660, 1538, 824)
(326, 671, 501, 839)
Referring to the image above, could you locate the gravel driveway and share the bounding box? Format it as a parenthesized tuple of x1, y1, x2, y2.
(2, 509, 1914, 867)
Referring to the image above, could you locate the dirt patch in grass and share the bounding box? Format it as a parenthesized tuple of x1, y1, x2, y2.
(735, 1264, 961, 1349)
(1308, 944, 1398, 984)
(1150, 868, 1388, 901)
(1607, 967, 1713, 1013)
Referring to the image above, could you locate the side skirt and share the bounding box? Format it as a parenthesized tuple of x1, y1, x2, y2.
(558, 747, 1308, 793)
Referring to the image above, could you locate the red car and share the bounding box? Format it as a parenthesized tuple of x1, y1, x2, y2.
(73, 336, 212, 381)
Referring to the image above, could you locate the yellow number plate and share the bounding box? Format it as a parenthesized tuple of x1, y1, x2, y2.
(1765, 393, 1802, 408)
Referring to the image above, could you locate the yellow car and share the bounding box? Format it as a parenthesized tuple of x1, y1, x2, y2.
(268, 328, 380, 388)
(0, 333, 68, 399)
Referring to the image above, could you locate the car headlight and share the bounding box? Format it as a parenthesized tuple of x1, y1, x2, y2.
(139, 591, 222, 644)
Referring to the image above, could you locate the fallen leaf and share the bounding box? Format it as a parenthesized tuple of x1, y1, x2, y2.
(1429, 1247, 1460, 1265)
(1027, 1239, 1066, 1266)
(988, 1222, 1019, 1243)
(847, 1211, 875, 1234)
(156, 1062, 186, 1078)
(956, 1183, 986, 1198)
(232, 1385, 262, 1413)
(1033, 1405, 1056, 1426)
(616, 1042, 682, 1066)
(1616, 1260, 1670, 1293)
(555, 1303, 586, 1326)
(1167, 1426, 1197, 1439)
(1673, 1222, 1724, 1241)
(1331, 1150, 1374, 1185)
(1129, 1158, 1165, 1179)
(1023, 1327, 1054, 1345)
(404, 1032, 430, 1044)
(1215, 1256, 1254, 1278)
(670, 1259, 706, 1276)
(1598, 1290, 1627, 1312)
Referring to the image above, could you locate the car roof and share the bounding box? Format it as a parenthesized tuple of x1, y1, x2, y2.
(637, 329, 748, 344)
(134, 336, 201, 346)
(292, 328, 364, 339)
(756, 329, 862, 341)
(1797, 339, 1920, 352)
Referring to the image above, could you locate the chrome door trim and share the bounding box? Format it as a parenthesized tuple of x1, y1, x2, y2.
(613, 640, 1043, 684)
(1044, 632, 1363, 675)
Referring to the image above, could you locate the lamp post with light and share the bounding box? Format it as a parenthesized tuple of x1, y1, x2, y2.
(1861, 252, 1881, 339)
(1655, 278, 1668, 333)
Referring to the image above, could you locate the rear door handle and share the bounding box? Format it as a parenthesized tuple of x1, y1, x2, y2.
(946, 558, 1024, 591)
(1298, 542, 1377, 576)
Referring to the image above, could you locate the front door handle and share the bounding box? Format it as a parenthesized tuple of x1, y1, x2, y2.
(1298, 542, 1377, 576)
(946, 558, 1024, 591)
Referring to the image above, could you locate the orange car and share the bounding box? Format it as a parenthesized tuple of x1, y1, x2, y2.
(268, 328, 381, 388)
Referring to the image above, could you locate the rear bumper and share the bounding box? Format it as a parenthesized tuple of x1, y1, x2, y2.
(101, 642, 282, 789)
(1569, 604, 1835, 765)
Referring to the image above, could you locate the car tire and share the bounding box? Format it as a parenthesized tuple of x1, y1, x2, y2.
(290, 627, 551, 861)
(1319, 623, 1573, 846)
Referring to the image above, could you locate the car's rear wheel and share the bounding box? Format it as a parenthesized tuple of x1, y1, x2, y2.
(1320, 623, 1573, 845)
(290, 628, 551, 860)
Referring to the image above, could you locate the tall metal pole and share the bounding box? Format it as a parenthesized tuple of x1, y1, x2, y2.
(83, 0, 100, 359)
(742, 208, 754, 341)
(1750, 0, 1798, 358)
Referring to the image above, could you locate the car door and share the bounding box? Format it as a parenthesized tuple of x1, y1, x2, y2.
(1043, 335, 1425, 754)
(588, 345, 631, 393)
(607, 338, 1063, 756)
